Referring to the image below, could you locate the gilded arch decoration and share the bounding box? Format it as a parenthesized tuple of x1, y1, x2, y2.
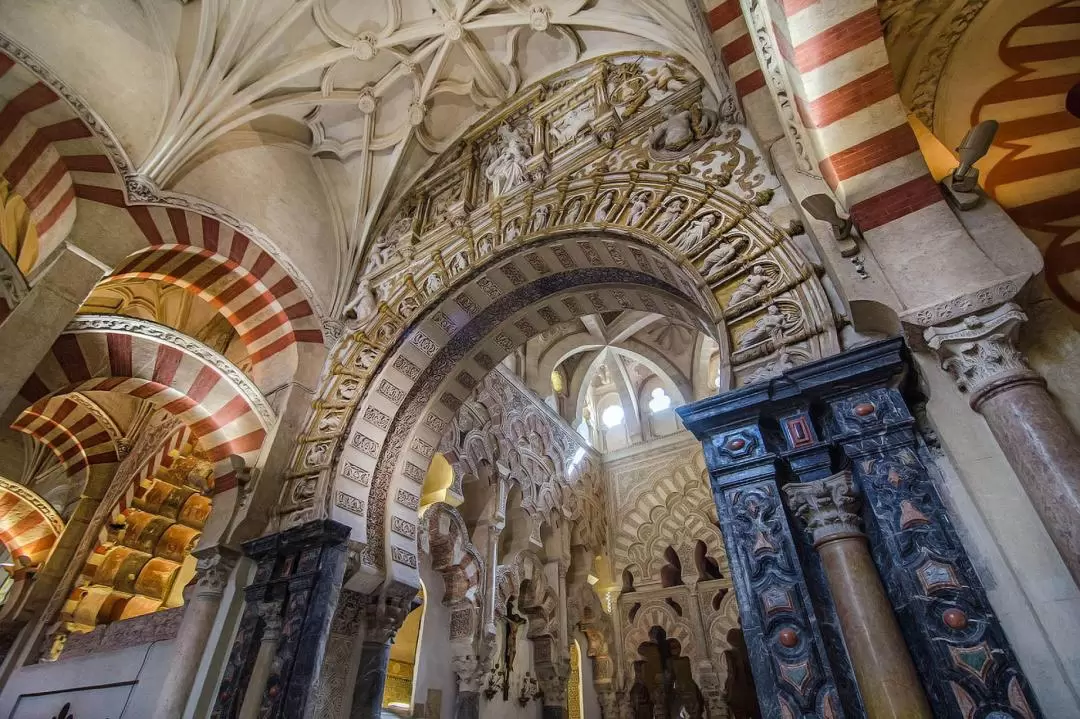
(282, 53, 839, 597)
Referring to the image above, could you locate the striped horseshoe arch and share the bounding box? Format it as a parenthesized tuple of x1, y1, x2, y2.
(10, 395, 120, 479)
(17, 317, 275, 488)
(0, 475, 64, 568)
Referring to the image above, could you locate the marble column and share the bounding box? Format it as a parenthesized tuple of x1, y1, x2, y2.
(452, 654, 483, 719)
(210, 519, 350, 719)
(153, 546, 241, 719)
(349, 595, 414, 719)
(926, 302, 1080, 588)
(238, 603, 284, 719)
(784, 472, 931, 719)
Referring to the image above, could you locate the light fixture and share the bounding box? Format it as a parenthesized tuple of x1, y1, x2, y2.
(800, 194, 858, 257)
(601, 404, 624, 428)
(942, 120, 998, 210)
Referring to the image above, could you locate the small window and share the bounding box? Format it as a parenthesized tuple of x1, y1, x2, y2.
(648, 387, 671, 413)
(601, 404, 624, 428)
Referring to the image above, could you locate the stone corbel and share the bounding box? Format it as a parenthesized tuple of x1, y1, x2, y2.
(924, 301, 1040, 409)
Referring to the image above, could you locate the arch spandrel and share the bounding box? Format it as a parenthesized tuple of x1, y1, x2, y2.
(284, 52, 841, 595)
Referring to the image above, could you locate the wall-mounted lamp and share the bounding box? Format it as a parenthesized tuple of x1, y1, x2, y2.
(942, 120, 998, 210)
(800, 194, 859, 257)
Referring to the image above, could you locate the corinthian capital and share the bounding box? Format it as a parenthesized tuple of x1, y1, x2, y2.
(924, 303, 1040, 408)
(783, 471, 861, 546)
(192, 546, 240, 599)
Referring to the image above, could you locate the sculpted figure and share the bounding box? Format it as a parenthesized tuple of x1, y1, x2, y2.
(531, 205, 550, 232)
(654, 198, 685, 234)
(344, 278, 378, 322)
(728, 265, 771, 306)
(477, 235, 493, 257)
(449, 251, 469, 275)
(368, 232, 399, 270)
(504, 218, 522, 245)
(398, 296, 419, 317)
(673, 213, 717, 252)
(424, 272, 444, 295)
(563, 197, 583, 224)
(628, 191, 651, 226)
(485, 124, 531, 197)
(594, 191, 615, 222)
(737, 304, 790, 349)
(701, 238, 740, 275)
(649, 105, 718, 153)
(357, 346, 379, 370)
(746, 347, 796, 384)
(338, 379, 359, 401)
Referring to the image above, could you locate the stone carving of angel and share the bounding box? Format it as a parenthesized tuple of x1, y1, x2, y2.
(594, 191, 615, 222)
(368, 232, 398, 270)
(728, 265, 771, 306)
(477, 236, 493, 257)
(673, 213, 716, 252)
(746, 348, 796, 384)
(628, 192, 651, 226)
(654, 198, 685, 234)
(425, 272, 444, 295)
(485, 124, 531, 198)
(504, 218, 521, 244)
(737, 304, 791, 349)
(344, 278, 378, 322)
(531, 205, 550, 232)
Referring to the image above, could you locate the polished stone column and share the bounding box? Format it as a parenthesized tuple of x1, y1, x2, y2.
(784, 472, 931, 719)
(153, 546, 241, 719)
(211, 519, 350, 719)
(238, 603, 284, 719)
(452, 654, 483, 719)
(349, 595, 413, 719)
(673, 409, 849, 718)
(927, 302, 1080, 587)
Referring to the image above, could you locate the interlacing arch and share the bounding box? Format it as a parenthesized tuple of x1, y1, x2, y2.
(621, 600, 701, 675)
(284, 52, 839, 595)
(16, 321, 274, 488)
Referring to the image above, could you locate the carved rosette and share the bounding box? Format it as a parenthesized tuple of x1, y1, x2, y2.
(782, 471, 862, 547)
(924, 303, 1041, 409)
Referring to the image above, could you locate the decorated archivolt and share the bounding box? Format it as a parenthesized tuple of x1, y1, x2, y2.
(279, 53, 840, 595)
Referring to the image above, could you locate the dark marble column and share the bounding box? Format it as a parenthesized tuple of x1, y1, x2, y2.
(673, 408, 849, 718)
(210, 519, 350, 719)
(678, 337, 1046, 719)
(349, 594, 414, 719)
(452, 654, 483, 719)
(927, 302, 1080, 587)
(827, 382, 1043, 718)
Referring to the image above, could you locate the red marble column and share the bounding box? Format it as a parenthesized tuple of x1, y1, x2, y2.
(785, 472, 932, 719)
(927, 303, 1080, 587)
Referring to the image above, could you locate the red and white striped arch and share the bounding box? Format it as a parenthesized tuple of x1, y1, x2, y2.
(0, 476, 64, 567)
(10, 395, 119, 479)
(0, 50, 323, 372)
(705, 1, 769, 108)
(0, 53, 89, 267)
(18, 328, 274, 488)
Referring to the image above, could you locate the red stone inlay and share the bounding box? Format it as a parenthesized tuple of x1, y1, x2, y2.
(943, 609, 968, 629)
(853, 402, 876, 417)
(727, 437, 746, 451)
(778, 628, 798, 647)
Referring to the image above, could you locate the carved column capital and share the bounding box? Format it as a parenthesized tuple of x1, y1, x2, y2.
(360, 594, 416, 646)
(257, 601, 285, 641)
(452, 653, 485, 692)
(192, 546, 240, 599)
(924, 302, 1042, 409)
(783, 471, 862, 546)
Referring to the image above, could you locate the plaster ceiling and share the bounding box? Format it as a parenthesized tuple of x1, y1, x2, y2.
(137, 0, 732, 309)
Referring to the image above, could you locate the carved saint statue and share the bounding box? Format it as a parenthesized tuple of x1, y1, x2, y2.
(594, 191, 616, 222)
(737, 304, 791, 349)
(628, 191, 651, 226)
(746, 347, 797, 384)
(485, 124, 531, 198)
(504, 218, 522, 245)
(368, 231, 399, 270)
(673, 213, 717, 252)
(654, 198, 685, 234)
(344, 278, 378, 322)
(357, 346, 379, 370)
(701, 237, 741, 276)
(424, 272, 444, 295)
(649, 105, 718, 154)
(531, 205, 550, 232)
(728, 264, 771, 306)
(449, 252, 469, 275)
(563, 197, 584, 224)
(397, 296, 419, 317)
(477, 235, 493, 257)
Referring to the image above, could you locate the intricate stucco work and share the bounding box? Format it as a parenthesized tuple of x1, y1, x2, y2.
(284, 54, 838, 596)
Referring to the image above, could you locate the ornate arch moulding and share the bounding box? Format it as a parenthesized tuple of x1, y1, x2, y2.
(283, 52, 841, 596)
(0, 33, 328, 328)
